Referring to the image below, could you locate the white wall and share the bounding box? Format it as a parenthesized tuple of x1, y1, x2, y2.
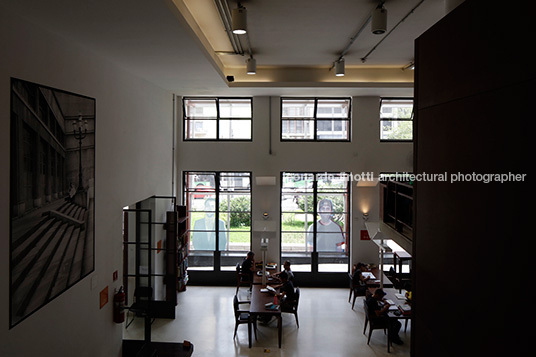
(175, 96, 413, 267)
(0, 7, 173, 357)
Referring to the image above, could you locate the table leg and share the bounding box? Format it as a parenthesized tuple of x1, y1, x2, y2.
(277, 315, 282, 348)
(248, 317, 252, 348)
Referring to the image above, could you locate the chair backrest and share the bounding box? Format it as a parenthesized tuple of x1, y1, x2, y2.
(233, 295, 239, 318)
(294, 287, 300, 309)
(363, 298, 371, 318)
(363, 298, 387, 327)
(134, 286, 153, 302)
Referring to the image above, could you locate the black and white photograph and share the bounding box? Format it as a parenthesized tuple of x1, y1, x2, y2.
(9, 78, 95, 327)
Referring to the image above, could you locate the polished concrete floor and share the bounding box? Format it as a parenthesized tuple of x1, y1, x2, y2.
(123, 286, 411, 357)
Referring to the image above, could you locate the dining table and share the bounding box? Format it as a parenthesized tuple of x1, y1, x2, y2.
(249, 284, 283, 348)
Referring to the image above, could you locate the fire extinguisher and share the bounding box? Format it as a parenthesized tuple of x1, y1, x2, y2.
(113, 286, 125, 323)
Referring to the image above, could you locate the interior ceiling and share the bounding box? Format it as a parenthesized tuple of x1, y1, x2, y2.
(1, 0, 453, 96)
(172, 0, 448, 89)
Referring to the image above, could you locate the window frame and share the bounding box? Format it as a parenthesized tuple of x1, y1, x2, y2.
(280, 171, 351, 275)
(379, 97, 414, 143)
(183, 97, 253, 141)
(280, 97, 351, 142)
(183, 171, 252, 272)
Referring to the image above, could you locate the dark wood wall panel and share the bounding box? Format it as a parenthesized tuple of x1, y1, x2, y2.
(413, 1, 533, 356)
(416, 1, 534, 110)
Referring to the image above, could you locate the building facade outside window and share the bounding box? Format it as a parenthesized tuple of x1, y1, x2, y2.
(183, 98, 252, 140)
(281, 98, 351, 141)
(380, 98, 413, 141)
(184, 171, 251, 271)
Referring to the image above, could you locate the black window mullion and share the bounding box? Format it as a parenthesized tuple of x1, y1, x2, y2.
(313, 99, 318, 140)
(215, 98, 220, 140)
(312, 173, 318, 253)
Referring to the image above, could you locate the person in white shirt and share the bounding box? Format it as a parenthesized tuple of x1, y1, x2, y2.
(306, 198, 345, 252)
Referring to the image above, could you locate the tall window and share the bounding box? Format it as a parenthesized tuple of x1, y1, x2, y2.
(281, 98, 351, 141)
(380, 98, 413, 141)
(281, 172, 350, 273)
(184, 172, 251, 271)
(183, 98, 252, 140)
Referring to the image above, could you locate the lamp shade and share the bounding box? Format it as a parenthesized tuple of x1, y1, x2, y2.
(371, 7, 387, 34)
(246, 57, 256, 75)
(232, 7, 247, 34)
(335, 58, 345, 76)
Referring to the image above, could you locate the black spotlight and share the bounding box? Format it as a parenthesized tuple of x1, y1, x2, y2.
(226, 75, 235, 82)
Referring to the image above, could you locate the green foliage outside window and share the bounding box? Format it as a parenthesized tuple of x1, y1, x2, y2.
(219, 196, 251, 227)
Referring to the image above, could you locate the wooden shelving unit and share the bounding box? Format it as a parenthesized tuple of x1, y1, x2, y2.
(380, 180, 413, 241)
(164, 205, 189, 295)
(176, 205, 189, 292)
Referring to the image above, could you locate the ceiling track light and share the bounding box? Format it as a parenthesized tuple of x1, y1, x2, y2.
(362, 0, 425, 63)
(371, 3, 387, 35)
(246, 57, 256, 75)
(232, 3, 247, 35)
(335, 58, 345, 76)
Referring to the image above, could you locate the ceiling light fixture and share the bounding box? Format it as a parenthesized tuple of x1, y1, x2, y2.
(246, 57, 256, 75)
(362, 0, 425, 63)
(232, 3, 247, 35)
(371, 3, 387, 35)
(335, 58, 345, 76)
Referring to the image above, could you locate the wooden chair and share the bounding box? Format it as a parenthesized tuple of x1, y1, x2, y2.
(281, 287, 300, 327)
(236, 263, 252, 294)
(233, 295, 257, 347)
(125, 286, 154, 329)
(349, 272, 367, 309)
(348, 272, 355, 302)
(363, 299, 390, 352)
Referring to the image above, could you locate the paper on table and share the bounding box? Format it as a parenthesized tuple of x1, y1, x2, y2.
(362, 272, 376, 279)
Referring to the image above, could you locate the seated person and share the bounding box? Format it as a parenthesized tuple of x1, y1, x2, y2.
(240, 251, 255, 282)
(352, 262, 370, 295)
(271, 260, 294, 285)
(366, 288, 403, 345)
(276, 271, 296, 310)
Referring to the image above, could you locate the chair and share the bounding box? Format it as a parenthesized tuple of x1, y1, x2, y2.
(349, 273, 367, 310)
(363, 299, 390, 352)
(281, 287, 300, 327)
(126, 286, 154, 329)
(348, 272, 355, 302)
(233, 295, 257, 347)
(236, 263, 252, 294)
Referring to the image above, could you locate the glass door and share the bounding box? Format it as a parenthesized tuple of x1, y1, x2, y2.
(184, 172, 251, 273)
(281, 172, 350, 280)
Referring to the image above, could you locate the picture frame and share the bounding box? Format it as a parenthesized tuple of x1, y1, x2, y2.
(9, 78, 96, 328)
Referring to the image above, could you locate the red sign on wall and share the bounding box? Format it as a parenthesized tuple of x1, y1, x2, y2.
(360, 230, 370, 240)
(100, 286, 109, 309)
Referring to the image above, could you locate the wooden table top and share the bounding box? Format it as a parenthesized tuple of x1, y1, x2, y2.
(249, 284, 281, 315)
(394, 250, 412, 259)
(365, 267, 394, 287)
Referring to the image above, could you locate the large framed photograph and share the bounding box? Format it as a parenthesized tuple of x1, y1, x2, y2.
(9, 78, 95, 328)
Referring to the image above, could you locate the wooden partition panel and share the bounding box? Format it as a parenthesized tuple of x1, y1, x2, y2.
(413, 1, 533, 356)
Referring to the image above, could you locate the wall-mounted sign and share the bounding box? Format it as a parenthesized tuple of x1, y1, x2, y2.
(360, 230, 371, 240)
(100, 286, 109, 309)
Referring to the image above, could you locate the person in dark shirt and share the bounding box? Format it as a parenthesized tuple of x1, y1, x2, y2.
(366, 288, 403, 345)
(277, 271, 296, 309)
(352, 262, 370, 295)
(271, 260, 295, 286)
(240, 251, 255, 283)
